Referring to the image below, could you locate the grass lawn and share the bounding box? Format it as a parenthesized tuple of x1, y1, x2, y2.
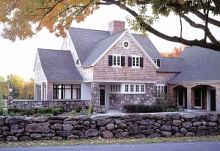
(0, 135, 220, 148)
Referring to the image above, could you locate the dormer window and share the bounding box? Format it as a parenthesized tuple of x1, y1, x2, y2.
(154, 59, 160, 67)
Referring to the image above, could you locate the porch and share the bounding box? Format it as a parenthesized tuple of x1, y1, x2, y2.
(170, 83, 220, 112)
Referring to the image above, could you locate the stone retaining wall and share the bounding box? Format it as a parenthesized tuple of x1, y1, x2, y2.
(7, 97, 90, 112)
(0, 112, 220, 141)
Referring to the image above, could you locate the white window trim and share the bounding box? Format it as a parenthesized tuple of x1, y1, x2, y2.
(112, 54, 122, 67)
(121, 83, 146, 94)
(131, 55, 141, 68)
(156, 84, 166, 97)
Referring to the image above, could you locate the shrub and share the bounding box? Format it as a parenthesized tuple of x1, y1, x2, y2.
(123, 104, 166, 113)
(8, 107, 64, 116)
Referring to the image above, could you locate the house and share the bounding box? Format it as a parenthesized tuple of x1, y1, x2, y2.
(34, 20, 220, 112)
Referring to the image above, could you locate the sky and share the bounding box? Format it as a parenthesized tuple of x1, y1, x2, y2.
(0, 5, 219, 81)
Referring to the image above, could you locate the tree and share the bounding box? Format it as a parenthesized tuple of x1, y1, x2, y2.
(0, 0, 220, 51)
(161, 46, 185, 57)
(0, 76, 8, 99)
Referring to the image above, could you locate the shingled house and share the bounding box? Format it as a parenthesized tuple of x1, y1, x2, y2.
(34, 20, 220, 112)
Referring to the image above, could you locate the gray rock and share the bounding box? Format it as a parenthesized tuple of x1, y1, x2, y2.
(63, 120, 78, 125)
(19, 136, 32, 141)
(207, 116, 218, 122)
(185, 132, 195, 136)
(6, 136, 18, 141)
(172, 120, 182, 126)
(143, 129, 154, 135)
(31, 133, 42, 139)
(118, 123, 127, 129)
(25, 122, 50, 133)
(173, 133, 184, 137)
(106, 123, 115, 131)
(134, 134, 145, 138)
(161, 125, 171, 131)
(118, 132, 129, 138)
(193, 121, 201, 126)
(10, 124, 24, 133)
(102, 130, 113, 138)
(180, 128, 187, 134)
(169, 113, 181, 120)
(52, 136, 63, 140)
(5, 117, 25, 124)
(56, 131, 72, 138)
(182, 122, 192, 128)
(68, 135, 80, 139)
(181, 114, 195, 119)
(51, 124, 63, 130)
(208, 122, 217, 126)
(171, 126, 179, 132)
(147, 133, 161, 138)
(85, 129, 99, 137)
(160, 131, 172, 137)
(33, 117, 47, 123)
(63, 124, 73, 131)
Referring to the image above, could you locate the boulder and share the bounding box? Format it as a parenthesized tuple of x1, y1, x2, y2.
(180, 128, 187, 134)
(51, 124, 63, 130)
(19, 136, 32, 141)
(207, 116, 218, 122)
(147, 133, 161, 138)
(0, 117, 5, 126)
(161, 125, 171, 131)
(85, 129, 99, 137)
(6, 136, 18, 141)
(52, 136, 63, 140)
(208, 122, 217, 126)
(182, 122, 192, 128)
(10, 124, 24, 133)
(25, 122, 50, 133)
(83, 121, 90, 127)
(102, 130, 113, 138)
(160, 131, 172, 137)
(30, 133, 42, 139)
(106, 123, 115, 131)
(172, 120, 182, 126)
(193, 122, 201, 126)
(63, 124, 73, 131)
(5, 117, 25, 124)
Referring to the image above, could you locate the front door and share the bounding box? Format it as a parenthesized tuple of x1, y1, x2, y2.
(210, 90, 216, 111)
(100, 89, 105, 106)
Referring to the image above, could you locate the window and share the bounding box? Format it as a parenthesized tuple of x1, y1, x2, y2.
(128, 56, 143, 67)
(110, 84, 121, 93)
(122, 84, 145, 94)
(53, 84, 81, 99)
(154, 59, 160, 67)
(108, 55, 125, 67)
(125, 85, 129, 92)
(156, 84, 167, 97)
(123, 41, 130, 48)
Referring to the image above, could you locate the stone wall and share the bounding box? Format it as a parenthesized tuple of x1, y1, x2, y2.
(109, 83, 156, 110)
(7, 97, 90, 112)
(0, 112, 220, 141)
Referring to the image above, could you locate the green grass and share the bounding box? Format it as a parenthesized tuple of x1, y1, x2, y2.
(1, 135, 220, 148)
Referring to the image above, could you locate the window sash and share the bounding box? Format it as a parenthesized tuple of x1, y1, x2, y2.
(53, 84, 81, 99)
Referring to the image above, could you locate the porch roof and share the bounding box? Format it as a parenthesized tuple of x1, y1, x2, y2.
(169, 46, 220, 84)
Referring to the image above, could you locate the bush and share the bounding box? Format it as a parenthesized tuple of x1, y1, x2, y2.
(8, 107, 64, 116)
(124, 104, 166, 113)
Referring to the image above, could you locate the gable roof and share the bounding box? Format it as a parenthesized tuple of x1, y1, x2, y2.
(38, 48, 82, 82)
(68, 27, 161, 67)
(169, 46, 220, 84)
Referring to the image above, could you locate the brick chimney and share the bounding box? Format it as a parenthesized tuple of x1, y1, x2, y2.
(109, 20, 125, 35)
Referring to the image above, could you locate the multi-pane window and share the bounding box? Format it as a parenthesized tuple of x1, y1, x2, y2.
(110, 84, 121, 93)
(53, 84, 81, 99)
(113, 55, 121, 66)
(123, 84, 145, 94)
(132, 57, 140, 67)
(156, 84, 167, 97)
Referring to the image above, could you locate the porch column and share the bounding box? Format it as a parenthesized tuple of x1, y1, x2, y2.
(216, 87, 220, 112)
(186, 86, 192, 109)
(91, 82, 100, 113)
(47, 82, 53, 101)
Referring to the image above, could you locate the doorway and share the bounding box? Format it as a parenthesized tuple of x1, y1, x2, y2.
(210, 90, 216, 111)
(100, 89, 105, 106)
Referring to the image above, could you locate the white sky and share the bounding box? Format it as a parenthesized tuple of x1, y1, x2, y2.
(0, 5, 219, 80)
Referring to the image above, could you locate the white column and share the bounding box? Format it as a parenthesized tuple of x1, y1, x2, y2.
(187, 87, 192, 109)
(216, 87, 220, 112)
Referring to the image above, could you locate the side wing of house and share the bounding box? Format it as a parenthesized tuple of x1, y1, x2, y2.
(33, 52, 47, 100)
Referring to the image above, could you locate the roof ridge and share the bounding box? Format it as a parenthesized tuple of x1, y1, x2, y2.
(37, 48, 70, 52)
(96, 29, 126, 43)
(69, 27, 109, 33)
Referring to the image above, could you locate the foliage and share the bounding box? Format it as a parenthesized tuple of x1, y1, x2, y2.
(0, 74, 34, 99)
(0, 0, 220, 51)
(161, 46, 185, 57)
(0, 91, 4, 115)
(7, 107, 64, 116)
(123, 104, 166, 113)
